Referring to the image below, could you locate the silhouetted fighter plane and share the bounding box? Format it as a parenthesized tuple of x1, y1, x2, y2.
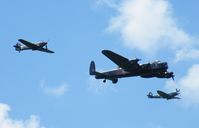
(89, 50, 174, 84)
(147, 89, 180, 100)
(13, 39, 54, 53)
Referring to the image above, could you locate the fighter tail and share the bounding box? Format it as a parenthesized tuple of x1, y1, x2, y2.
(176, 88, 180, 92)
(147, 92, 153, 98)
(13, 43, 21, 52)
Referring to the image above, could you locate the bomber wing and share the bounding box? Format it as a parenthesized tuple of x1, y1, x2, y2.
(18, 39, 38, 48)
(102, 50, 139, 72)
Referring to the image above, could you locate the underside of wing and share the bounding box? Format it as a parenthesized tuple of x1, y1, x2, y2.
(152, 95, 162, 98)
(102, 50, 137, 72)
(38, 47, 54, 53)
(148, 95, 161, 99)
(18, 39, 37, 48)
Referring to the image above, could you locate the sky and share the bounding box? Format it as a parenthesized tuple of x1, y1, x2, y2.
(0, 0, 199, 128)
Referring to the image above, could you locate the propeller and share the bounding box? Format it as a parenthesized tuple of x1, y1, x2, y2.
(45, 43, 48, 49)
(172, 75, 175, 80)
(171, 72, 175, 80)
(45, 39, 50, 49)
(167, 72, 175, 80)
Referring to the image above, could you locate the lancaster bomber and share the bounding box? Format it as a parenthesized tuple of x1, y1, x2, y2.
(13, 39, 54, 53)
(147, 89, 180, 100)
(89, 50, 174, 84)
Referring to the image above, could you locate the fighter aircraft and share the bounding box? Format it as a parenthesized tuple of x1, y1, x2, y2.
(147, 89, 180, 100)
(89, 50, 174, 84)
(13, 39, 54, 53)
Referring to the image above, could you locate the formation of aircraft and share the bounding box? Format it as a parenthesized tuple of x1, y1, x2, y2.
(13, 39, 54, 53)
(89, 50, 174, 84)
(13, 40, 180, 100)
(147, 89, 180, 100)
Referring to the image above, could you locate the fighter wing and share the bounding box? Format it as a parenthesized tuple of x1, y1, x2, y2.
(102, 50, 138, 72)
(148, 95, 162, 99)
(37, 47, 55, 53)
(149, 95, 161, 98)
(18, 39, 38, 48)
(157, 90, 170, 99)
(173, 97, 181, 99)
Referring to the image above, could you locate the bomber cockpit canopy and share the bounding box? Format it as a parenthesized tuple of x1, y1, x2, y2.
(150, 60, 161, 64)
(150, 60, 168, 70)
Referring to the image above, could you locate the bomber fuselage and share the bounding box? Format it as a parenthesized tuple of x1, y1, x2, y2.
(95, 62, 168, 79)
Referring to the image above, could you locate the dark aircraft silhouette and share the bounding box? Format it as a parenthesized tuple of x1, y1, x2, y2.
(13, 39, 54, 53)
(89, 50, 174, 84)
(147, 89, 180, 100)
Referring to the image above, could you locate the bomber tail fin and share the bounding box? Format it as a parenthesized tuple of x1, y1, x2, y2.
(89, 61, 96, 75)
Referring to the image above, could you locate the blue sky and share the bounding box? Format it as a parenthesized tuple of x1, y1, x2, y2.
(1, 0, 199, 128)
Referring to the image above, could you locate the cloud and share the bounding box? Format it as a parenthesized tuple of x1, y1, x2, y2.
(40, 81, 69, 97)
(174, 48, 199, 62)
(166, 64, 199, 107)
(105, 0, 193, 54)
(98, 0, 199, 109)
(0, 103, 45, 128)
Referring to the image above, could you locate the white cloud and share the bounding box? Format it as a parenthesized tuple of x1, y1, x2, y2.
(166, 64, 199, 107)
(0, 103, 45, 128)
(174, 48, 199, 62)
(106, 0, 193, 54)
(98, 0, 199, 109)
(40, 81, 69, 97)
